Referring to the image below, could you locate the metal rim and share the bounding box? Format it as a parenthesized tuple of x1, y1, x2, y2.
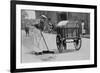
(74, 38, 82, 50)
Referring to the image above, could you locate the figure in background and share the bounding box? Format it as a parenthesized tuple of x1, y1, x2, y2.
(81, 20, 86, 35)
(25, 22, 30, 37)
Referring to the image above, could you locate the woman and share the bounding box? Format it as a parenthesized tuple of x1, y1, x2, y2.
(32, 15, 54, 55)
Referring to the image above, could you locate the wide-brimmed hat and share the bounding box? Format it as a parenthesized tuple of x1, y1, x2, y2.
(40, 15, 47, 19)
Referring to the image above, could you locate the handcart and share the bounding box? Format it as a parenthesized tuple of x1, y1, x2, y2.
(55, 20, 82, 53)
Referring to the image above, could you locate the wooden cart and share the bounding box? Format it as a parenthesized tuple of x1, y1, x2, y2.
(55, 20, 82, 53)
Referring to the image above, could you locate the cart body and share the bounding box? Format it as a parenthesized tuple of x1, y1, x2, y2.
(55, 20, 82, 53)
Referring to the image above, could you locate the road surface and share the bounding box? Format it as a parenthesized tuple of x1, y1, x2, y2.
(21, 29, 90, 63)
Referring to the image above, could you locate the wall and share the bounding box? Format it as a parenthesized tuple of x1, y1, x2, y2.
(68, 12, 90, 34)
(0, 0, 99, 73)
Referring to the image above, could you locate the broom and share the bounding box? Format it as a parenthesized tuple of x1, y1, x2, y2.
(40, 31, 55, 54)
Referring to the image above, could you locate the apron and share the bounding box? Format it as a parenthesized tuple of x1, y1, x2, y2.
(32, 26, 47, 52)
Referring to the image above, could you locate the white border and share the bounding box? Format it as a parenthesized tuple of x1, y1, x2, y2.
(16, 4, 94, 69)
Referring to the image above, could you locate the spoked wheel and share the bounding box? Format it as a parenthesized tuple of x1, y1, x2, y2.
(56, 35, 63, 53)
(74, 38, 82, 50)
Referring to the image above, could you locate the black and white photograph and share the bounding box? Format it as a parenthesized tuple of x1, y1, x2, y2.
(21, 10, 90, 63)
(11, 1, 97, 72)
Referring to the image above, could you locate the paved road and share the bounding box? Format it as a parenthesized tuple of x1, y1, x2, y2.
(21, 29, 90, 63)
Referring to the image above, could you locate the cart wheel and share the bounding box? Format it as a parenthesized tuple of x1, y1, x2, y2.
(56, 35, 63, 53)
(74, 38, 82, 50)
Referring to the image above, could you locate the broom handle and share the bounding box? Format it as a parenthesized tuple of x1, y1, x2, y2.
(40, 31, 49, 51)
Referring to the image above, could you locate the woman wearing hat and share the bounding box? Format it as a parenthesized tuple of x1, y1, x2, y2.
(39, 15, 47, 31)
